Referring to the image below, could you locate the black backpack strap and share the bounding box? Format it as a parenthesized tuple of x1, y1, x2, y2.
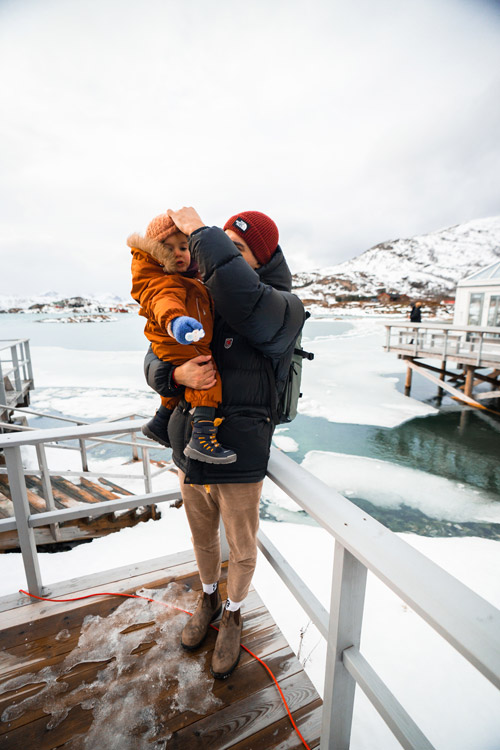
(264, 356, 280, 425)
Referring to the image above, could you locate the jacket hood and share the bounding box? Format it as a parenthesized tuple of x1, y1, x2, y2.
(257, 246, 292, 292)
(127, 233, 179, 274)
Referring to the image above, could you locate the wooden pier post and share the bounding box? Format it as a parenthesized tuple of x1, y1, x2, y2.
(464, 365, 475, 399)
(404, 365, 412, 397)
(437, 359, 447, 399)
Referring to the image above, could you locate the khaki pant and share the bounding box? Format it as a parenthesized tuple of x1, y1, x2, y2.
(178, 472, 263, 602)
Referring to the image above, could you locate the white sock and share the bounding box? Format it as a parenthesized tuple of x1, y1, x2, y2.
(202, 582, 218, 595)
(225, 597, 243, 612)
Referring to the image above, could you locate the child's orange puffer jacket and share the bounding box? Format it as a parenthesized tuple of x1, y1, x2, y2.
(128, 233, 215, 365)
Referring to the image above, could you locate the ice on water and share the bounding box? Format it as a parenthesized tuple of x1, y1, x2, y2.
(0, 583, 221, 748)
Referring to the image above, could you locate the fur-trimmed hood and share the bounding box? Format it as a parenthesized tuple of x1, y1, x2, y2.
(127, 233, 178, 274)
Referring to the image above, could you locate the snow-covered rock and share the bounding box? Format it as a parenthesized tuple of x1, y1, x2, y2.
(293, 215, 500, 303)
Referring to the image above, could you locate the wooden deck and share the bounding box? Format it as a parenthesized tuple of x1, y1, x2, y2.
(0, 554, 322, 749)
(0, 474, 159, 550)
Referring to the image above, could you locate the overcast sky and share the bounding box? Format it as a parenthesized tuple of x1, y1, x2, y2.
(1, 0, 500, 298)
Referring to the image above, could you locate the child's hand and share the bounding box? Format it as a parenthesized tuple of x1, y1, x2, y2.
(171, 316, 204, 345)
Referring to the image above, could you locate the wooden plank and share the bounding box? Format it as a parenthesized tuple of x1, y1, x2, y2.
(0, 475, 47, 512)
(0, 591, 299, 746)
(78, 477, 120, 501)
(0, 559, 201, 641)
(0, 549, 198, 615)
(98, 477, 133, 496)
(405, 360, 484, 407)
(230, 698, 322, 750)
(476, 390, 500, 400)
(165, 670, 319, 749)
(50, 476, 104, 505)
(25, 476, 82, 509)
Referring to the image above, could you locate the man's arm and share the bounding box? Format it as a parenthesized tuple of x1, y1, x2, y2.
(189, 227, 305, 358)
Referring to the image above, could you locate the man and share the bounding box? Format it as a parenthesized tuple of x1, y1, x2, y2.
(409, 301, 422, 322)
(145, 207, 305, 678)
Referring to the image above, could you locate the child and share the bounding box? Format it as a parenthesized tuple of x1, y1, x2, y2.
(127, 213, 237, 464)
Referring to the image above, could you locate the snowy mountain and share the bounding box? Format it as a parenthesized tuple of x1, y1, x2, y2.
(293, 216, 500, 305)
(0, 291, 131, 312)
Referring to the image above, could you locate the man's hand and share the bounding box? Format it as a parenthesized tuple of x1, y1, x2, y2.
(173, 355, 217, 390)
(167, 207, 205, 236)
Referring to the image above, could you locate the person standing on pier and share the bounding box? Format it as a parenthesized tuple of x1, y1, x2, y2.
(147, 207, 305, 679)
(409, 301, 423, 322)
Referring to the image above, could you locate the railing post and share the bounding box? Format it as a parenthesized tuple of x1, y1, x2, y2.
(0, 358, 6, 407)
(24, 339, 34, 386)
(321, 542, 367, 750)
(36, 443, 60, 542)
(385, 326, 391, 351)
(142, 446, 152, 494)
(130, 415, 139, 461)
(10, 344, 23, 393)
(477, 331, 484, 366)
(11, 344, 22, 393)
(4, 445, 45, 597)
(79, 439, 89, 472)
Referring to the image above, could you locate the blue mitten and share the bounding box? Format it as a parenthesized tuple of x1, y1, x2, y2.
(170, 316, 204, 345)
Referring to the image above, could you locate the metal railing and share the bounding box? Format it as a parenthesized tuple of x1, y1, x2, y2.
(384, 323, 500, 367)
(0, 422, 498, 749)
(0, 339, 33, 409)
(0, 406, 171, 494)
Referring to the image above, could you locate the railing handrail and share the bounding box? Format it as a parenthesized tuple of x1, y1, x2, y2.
(0, 418, 143, 448)
(0, 338, 30, 351)
(385, 322, 500, 334)
(267, 450, 500, 688)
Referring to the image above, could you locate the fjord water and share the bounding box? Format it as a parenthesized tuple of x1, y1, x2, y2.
(2, 311, 499, 538)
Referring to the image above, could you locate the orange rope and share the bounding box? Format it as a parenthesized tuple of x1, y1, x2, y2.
(19, 589, 312, 749)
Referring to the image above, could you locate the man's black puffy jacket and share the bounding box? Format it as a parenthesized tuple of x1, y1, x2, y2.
(164, 226, 305, 485)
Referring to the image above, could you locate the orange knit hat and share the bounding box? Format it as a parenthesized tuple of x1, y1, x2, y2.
(145, 213, 179, 243)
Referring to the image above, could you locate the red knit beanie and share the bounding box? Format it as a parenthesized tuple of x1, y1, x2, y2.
(145, 213, 179, 243)
(223, 211, 279, 266)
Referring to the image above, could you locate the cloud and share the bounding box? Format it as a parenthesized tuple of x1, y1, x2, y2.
(1, 0, 500, 294)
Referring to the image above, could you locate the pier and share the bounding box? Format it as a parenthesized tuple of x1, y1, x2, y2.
(384, 322, 500, 408)
(0, 340, 34, 422)
(0, 406, 164, 550)
(0, 421, 498, 748)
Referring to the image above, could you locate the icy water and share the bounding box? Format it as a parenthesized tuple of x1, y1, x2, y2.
(1, 311, 499, 539)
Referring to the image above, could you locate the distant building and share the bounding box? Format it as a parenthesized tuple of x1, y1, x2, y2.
(454, 260, 500, 328)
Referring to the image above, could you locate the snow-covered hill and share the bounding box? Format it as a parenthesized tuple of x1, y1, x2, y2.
(0, 291, 131, 312)
(293, 216, 500, 304)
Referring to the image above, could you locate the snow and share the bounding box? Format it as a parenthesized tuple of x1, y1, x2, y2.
(302, 451, 500, 524)
(272, 429, 299, 453)
(300, 316, 438, 426)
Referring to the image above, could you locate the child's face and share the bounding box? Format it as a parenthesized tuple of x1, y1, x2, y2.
(164, 231, 190, 272)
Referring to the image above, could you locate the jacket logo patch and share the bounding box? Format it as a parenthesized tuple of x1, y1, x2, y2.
(234, 218, 248, 232)
(224, 337, 234, 349)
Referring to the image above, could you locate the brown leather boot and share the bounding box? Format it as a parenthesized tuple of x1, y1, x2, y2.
(181, 589, 222, 651)
(210, 607, 243, 679)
